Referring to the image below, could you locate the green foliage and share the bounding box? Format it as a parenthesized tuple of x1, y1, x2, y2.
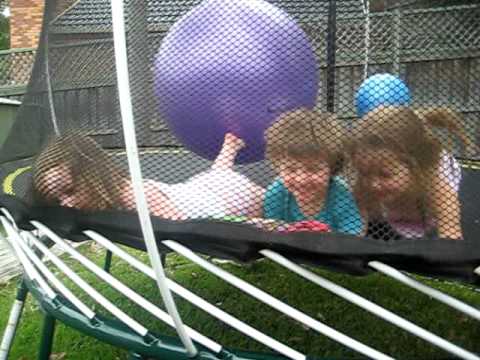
(0, 13, 9, 50)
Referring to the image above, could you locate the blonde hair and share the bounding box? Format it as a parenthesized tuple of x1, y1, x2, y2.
(414, 106, 476, 157)
(265, 108, 345, 174)
(349, 105, 474, 214)
(33, 131, 127, 210)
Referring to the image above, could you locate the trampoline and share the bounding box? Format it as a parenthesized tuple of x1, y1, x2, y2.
(0, 0, 479, 359)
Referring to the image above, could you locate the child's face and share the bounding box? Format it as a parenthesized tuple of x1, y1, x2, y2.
(40, 165, 93, 210)
(278, 156, 331, 202)
(354, 148, 413, 203)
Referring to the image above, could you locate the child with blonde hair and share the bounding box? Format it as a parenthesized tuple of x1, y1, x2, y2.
(34, 132, 265, 220)
(263, 108, 364, 235)
(349, 105, 475, 240)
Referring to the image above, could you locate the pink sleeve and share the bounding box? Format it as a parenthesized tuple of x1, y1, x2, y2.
(438, 150, 462, 193)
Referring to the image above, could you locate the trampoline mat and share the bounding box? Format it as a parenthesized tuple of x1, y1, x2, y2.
(0, 152, 479, 283)
(0, 149, 276, 199)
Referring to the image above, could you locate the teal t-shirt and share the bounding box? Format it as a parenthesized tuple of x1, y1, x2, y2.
(263, 177, 363, 235)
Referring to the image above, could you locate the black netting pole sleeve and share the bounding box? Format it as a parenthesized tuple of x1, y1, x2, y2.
(326, 0, 337, 113)
(127, 0, 154, 147)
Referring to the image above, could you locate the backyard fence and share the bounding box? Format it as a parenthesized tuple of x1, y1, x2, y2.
(6, 4, 480, 148)
(0, 48, 36, 101)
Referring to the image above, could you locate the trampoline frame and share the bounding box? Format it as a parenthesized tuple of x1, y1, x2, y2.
(1, 210, 479, 360)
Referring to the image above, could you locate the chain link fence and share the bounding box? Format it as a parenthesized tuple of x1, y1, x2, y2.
(7, 2, 480, 143)
(327, 4, 480, 153)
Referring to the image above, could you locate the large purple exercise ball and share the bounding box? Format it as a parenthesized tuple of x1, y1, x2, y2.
(154, 0, 319, 163)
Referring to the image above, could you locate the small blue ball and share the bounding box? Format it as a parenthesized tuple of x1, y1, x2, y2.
(355, 73, 412, 117)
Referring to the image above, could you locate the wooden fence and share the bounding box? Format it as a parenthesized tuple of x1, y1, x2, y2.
(0, 47, 36, 102)
(1, 4, 478, 148)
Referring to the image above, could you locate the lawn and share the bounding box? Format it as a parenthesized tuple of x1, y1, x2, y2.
(0, 242, 479, 360)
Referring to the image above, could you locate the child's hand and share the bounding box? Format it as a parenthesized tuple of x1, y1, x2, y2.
(281, 220, 331, 233)
(224, 132, 246, 150)
(247, 217, 287, 231)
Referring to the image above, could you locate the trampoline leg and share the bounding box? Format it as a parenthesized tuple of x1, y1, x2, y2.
(0, 279, 29, 360)
(127, 352, 145, 360)
(103, 250, 113, 273)
(38, 315, 56, 360)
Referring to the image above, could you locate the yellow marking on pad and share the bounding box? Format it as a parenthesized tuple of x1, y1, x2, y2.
(460, 160, 480, 170)
(3, 166, 32, 195)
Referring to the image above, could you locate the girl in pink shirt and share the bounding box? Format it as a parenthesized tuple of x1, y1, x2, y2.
(349, 106, 475, 240)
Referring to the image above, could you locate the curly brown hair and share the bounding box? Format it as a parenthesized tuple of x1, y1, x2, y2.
(265, 108, 346, 174)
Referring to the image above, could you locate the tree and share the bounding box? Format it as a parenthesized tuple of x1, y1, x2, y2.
(0, 12, 9, 50)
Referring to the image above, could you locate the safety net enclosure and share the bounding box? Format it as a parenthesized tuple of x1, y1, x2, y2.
(1, 0, 480, 277)
(2, 0, 479, 278)
(0, 1, 480, 359)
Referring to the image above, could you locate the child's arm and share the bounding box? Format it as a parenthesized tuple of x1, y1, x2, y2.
(332, 178, 366, 236)
(145, 182, 184, 220)
(121, 181, 183, 220)
(430, 170, 462, 240)
(245, 185, 266, 218)
(212, 133, 245, 170)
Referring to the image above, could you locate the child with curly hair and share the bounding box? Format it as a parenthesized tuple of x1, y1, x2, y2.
(263, 108, 364, 235)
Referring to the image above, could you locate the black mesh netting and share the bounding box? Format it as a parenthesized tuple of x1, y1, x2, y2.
(0, 0, 479, 281)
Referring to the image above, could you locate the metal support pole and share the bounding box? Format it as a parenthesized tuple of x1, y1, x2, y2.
(38, 315, 56, 360)
(103, 250, 113, 273)
(0, 279, 29, 360)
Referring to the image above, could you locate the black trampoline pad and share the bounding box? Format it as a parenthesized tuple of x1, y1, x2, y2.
(113, 149, 276, 187)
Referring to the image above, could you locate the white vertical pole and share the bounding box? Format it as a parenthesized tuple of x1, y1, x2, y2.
(45, 39, 60, 136)
(109, 1, 197, 355)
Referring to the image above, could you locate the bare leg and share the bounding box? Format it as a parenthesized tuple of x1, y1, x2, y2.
(212, 133, 245, 170)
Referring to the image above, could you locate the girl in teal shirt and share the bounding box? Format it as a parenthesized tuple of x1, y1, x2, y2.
(264, 177, 363, 235)
(263, 108, 364, 235)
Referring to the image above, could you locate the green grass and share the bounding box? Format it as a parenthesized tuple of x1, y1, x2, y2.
(0, 243, 479, 360)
